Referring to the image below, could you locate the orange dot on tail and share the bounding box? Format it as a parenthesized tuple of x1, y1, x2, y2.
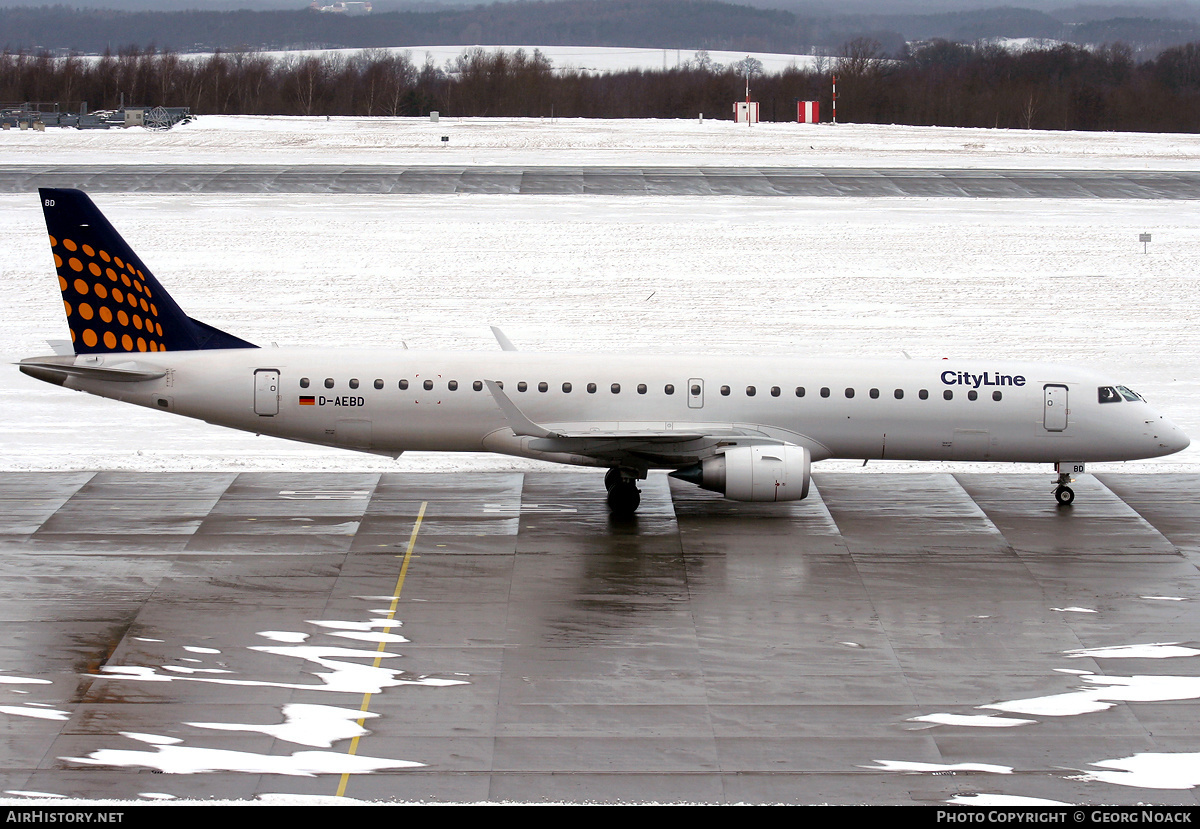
(73, 279, 88, 295)
(63, 239, 77, 252)
(79, 303, 93, 320)
(69, 258, 83, 272)
(48, 235, 57, 247)
(82, 329, 97, 348)
(99, 306, 113, 323)
(136, 337, 146, 352)
(106, 268, 118, 281)
(94, 284, 108, 299)
(121, 334, 132, 351)
(118, 310, 129, 326)
(82, 244, 94, 257)
(99, 250, 111, 262)
(54, 254, 62, 268)
(89, 262, 101, 277)
(63, 301, 71, 316)
(58, 276, 66, 291)
(103, 331, 116, 349)
(114, 257, 123, 269)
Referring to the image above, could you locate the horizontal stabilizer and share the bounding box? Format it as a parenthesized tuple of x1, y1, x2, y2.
(18, 356, 166, 386)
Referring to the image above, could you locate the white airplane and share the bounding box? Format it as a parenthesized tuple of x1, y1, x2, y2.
(20, 189, 1190, 513)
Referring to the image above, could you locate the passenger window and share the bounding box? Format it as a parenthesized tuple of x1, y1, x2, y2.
(423, 380, 433, 391)
(637, 384, 647, 394)
(449, 380, 458, 391)
(746, 386, 756, 397)
(611, 383, 621, 394)
(993, 391, 1002, 401)
(587, 383, 597, 394)
(300, 377, 310, 388)
(943, 390, 953, 400)
(690, 384, 700, 396)
(399, 379, 409, 390)
(919, 389, 929, 400)
(349, 378, 359, 389)
(373, 379, 383, 390)
(1098, 386, 1121, 404)
(563, 382, 572, 393)
(771, 386, 780, 397)
(720, 385, 731, 396)
(845, 388, 854, 399)
(325, 378, 334, 389)
(538, 382, 548, 392)
(820, 387, 830, 398)
(796, 387, 805, 397)
(869, 388, 879, 399)
(894, 389, 903, 399)
(665, 384, 675, 395)
(517, 381, 528, 392)
(968, 390, 978, 401)
(473, 380, 482, 391)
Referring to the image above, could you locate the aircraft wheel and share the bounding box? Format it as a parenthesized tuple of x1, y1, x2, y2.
(1054, 485, 1075, 506)
(607, 482, 641, 514)
(604, 467, 621, 492)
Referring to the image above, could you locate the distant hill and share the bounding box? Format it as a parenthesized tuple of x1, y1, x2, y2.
(0, 1, 818, 55)
(1, 1, 1198, 57)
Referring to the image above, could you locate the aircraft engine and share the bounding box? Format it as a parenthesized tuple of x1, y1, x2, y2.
(672, 445, 811, 502)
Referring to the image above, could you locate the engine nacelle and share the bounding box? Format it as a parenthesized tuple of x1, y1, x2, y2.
(676, 445, 811, 502)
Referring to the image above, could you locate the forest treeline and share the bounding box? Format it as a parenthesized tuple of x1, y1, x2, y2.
(4, 40, 1200, 132)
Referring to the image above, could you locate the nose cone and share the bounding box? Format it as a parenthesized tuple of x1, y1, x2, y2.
(1153, 415, 1190, 456)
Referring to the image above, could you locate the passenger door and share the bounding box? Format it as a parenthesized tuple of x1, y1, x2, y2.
(1043, 384, 1068, 432)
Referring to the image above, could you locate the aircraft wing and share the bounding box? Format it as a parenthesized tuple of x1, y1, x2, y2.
(483, 379, 788, 467)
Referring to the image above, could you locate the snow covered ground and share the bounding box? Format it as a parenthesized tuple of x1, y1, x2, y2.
(2, 116, 1197, 474)
(236, 44, 821, 75)
(6, 114, 1200, 170)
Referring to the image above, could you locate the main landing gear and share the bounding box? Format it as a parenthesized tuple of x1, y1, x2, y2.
(605, 467, 642, 515)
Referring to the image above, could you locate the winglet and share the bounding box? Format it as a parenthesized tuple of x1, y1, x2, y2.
(490, 326, 518, 351)
(484, 380, 561, 438)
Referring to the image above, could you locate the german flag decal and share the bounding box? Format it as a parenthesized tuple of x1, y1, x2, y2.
(299, 396, 315, 406)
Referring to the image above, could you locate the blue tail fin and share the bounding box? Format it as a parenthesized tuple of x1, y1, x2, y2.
(39, 188, 257, 354)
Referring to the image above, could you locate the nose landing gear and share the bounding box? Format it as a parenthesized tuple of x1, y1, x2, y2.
(1053, 462, 1083, 506)
(605, 467, 643, 515)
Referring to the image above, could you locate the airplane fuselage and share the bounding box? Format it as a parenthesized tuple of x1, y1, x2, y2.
(29, 348, 1189, 471)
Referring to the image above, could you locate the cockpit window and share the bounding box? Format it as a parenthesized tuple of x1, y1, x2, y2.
(1098, 386, 1121, 404)
(1116, 385, 1144, 402)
